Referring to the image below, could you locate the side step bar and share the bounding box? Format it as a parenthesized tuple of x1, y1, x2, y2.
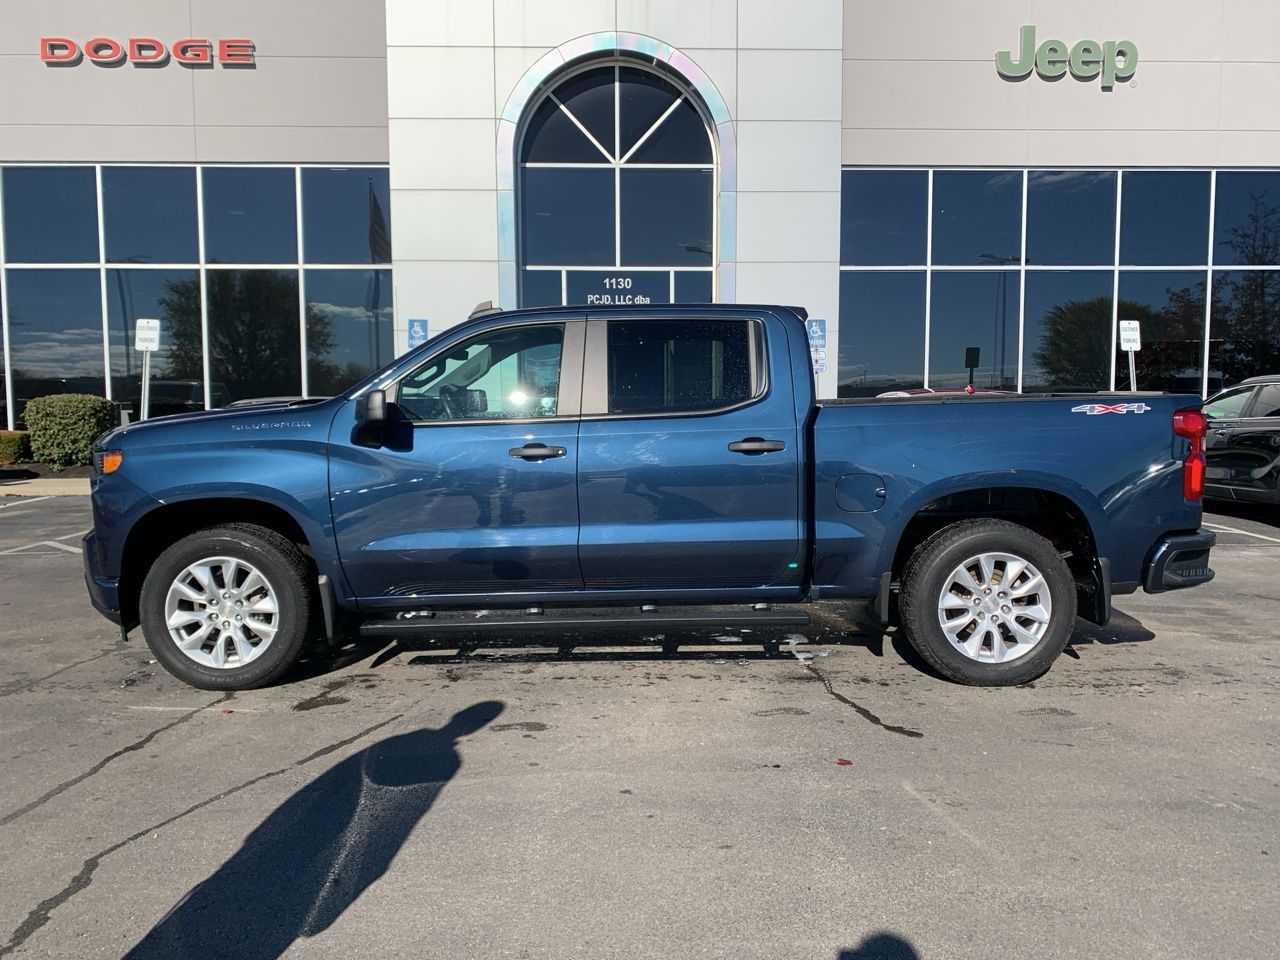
(359, 607, 810, 638)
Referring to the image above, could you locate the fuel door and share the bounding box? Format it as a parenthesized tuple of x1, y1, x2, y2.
(835, 473, 887, 513)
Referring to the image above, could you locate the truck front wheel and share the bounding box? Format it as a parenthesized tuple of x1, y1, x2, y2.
(139, 524, 314, 690)
(899, 519, 1076, 686)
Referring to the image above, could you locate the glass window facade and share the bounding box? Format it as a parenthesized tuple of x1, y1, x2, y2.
(837, 271, 925, 397)
(7, 269, 103, 415)
(931, 170, 1022, 266)
(1022, 271, 1114, 393)
(202, 167, 298, 265)
(930, 271, 1020, 389)
(106, 268, 202, 410)
(839, 168, 1280, 398)
(3, 167, 99, 264)
(305, 269, 394, 396)
(517, 62, 716, 306)
(103, 167, 199, 264)
(1, 165, 392, 428)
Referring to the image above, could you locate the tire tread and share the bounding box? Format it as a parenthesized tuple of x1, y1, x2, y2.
(899, 519, 1076, 686)
(139, 523, 314, 690)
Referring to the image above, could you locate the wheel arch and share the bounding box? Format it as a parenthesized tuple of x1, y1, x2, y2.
(119, 496, 322, 630)
(883, 482, 1108, 624)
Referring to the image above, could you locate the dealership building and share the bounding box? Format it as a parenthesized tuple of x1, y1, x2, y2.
(2, 0, 1279, 428)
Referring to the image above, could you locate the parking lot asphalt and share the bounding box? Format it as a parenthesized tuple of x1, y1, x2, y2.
(0, 496, 1277, 960)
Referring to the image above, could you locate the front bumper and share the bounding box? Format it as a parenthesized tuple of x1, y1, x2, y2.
(1142, 530, 1216, 593)
(82, 531, 122, 624)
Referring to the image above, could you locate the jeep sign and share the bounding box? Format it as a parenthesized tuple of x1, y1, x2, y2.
(996, 25, 1137, 89)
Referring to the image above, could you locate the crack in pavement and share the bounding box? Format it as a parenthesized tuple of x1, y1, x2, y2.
(0, 650, 118, 698)
(785, 635, 923, 739)
(0, 694, 233, 828)
(803, 663, 925, 738)
(0, 713, 403, 959)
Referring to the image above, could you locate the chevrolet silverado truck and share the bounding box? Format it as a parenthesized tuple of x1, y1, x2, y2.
(83, 304, 1216, 690)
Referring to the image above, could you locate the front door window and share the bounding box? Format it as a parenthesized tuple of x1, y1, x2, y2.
(397, 324, 565, 421)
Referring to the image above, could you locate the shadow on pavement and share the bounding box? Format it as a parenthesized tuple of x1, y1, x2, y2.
(1205, 499, 1280, 530)
(122, 701, 504, 960)
(838, 932, 922, 959)
(1068, 608, 1155, 647)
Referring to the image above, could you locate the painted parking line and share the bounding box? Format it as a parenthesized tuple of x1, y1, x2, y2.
(1204, 522, 1280, 545)
(0, 496, 52, 511)
(0, 539, 83, 556)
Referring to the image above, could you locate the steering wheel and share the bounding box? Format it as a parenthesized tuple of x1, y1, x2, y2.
(438, 384, 465, 419)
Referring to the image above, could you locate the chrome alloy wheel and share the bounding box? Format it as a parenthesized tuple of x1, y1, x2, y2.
(163, 556, 280, 669)
(936, 551, 1054, 664)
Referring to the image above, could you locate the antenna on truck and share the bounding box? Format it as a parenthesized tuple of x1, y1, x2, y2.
(469, 300, 502, 319)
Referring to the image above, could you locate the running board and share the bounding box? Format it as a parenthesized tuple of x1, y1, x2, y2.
(359, 606, 809, 637)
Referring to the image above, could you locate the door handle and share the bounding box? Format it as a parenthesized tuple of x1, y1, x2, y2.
(1213, 429, 1230, 436)
(509, 442, 566, 461)
(728, 437, 786, 455)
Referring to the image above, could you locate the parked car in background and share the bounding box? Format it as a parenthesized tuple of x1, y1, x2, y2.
(226, 396, 316, 408)
(1204, 375, 1280, 506)
(876, 387, 1015, 398)
(127, 381, 231, 418)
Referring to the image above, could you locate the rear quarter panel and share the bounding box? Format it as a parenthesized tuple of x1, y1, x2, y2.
(812, 395, 1202, 597)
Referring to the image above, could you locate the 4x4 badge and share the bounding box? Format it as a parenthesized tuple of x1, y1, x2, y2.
(1071, 402, 1152, 415)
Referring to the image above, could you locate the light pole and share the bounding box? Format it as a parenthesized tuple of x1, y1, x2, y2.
(979, 253, 1018, 388)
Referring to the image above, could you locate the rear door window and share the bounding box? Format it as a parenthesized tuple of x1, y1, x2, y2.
(605, 319, 756, 415)
(1250, 384, 1280, 418)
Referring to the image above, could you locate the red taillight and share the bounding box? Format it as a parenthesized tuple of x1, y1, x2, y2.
(1173, 410, 1206, 440)
(1173, 408, 1207, 501)
(1184, 450, 1206, 500)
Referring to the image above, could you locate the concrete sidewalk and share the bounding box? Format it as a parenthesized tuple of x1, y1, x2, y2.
(0, 477, 91, 497)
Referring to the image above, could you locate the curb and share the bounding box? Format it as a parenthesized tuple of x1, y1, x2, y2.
(0, 478, 92, 497)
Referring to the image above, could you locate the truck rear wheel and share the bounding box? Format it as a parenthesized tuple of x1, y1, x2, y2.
(139, 524, 314, 690)
(898, 519, 1076, 686)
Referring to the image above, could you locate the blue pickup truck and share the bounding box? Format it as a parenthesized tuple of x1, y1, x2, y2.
(83, 304, 1216, 690)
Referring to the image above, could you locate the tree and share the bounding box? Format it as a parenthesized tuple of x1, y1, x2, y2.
(1214, 191, 1280, 383)
(159, 272, 334, 402)
(1029, 296, 1129, 390)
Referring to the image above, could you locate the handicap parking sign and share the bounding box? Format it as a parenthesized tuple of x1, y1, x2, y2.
(408, 319, 429, 348)
(806, 317, 827, 349)
(806, 318, 827, 374)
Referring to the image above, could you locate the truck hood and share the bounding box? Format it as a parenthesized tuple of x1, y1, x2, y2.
(97, 398, 337, 448)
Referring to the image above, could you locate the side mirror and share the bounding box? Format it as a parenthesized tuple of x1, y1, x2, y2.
(352, 389, 387, 448)
(465, 389, 488, 415)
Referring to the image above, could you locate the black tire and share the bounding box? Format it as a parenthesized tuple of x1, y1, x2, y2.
(899, 519, 1077, 686)
(139, 523, 314, 690)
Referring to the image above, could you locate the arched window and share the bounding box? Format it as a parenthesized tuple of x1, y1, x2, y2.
(517, 61, 716, 307)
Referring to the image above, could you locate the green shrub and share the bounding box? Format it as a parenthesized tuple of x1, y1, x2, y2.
(23, 394, 119, 467)
(0, 429, 30, 464)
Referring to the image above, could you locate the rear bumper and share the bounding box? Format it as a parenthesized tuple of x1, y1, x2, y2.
(1142, 530, 1216, 594)
(82, 531, 122, 624)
